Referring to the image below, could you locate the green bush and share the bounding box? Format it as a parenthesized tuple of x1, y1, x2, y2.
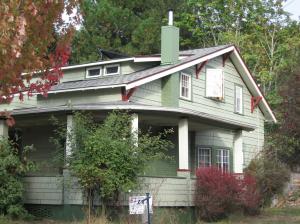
(245, 150, 290, 206)
(0, 138, 35, 218)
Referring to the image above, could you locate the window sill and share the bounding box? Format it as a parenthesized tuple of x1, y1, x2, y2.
(179, 96, 192, 102)
(234, 112, 244, 116)
(205, 96, 225, 103)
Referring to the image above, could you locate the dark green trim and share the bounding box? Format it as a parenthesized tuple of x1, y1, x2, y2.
(161, 73, 179, 107)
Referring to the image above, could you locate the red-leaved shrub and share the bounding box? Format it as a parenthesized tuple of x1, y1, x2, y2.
(195, 167, 260, 221)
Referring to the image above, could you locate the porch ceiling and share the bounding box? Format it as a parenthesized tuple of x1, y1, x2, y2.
(11, 102, 255, 131)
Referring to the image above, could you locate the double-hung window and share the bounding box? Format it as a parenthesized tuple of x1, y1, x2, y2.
(180, 73, 191, 100)
(216, 149, 230, 172)
(196, 147, 211, 168)
(235, 85, 243, 114)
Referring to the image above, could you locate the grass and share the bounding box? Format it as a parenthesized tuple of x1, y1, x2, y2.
(198, 207, 300, 224)
(1, 207, 300, 224)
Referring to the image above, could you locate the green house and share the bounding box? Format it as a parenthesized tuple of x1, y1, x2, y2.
(0, 12, 276, 218)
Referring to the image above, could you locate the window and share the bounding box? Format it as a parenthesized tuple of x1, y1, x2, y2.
(197, 147, 211, 168)
(206, 68, 224, 100)
(235, 85, 243, 114)
(86, 67, 101, 78)
(216, 149, 230, 172)
(104, 64, 120, 76)
(180, 73, 191, 100)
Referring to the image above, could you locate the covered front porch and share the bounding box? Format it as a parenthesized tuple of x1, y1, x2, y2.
(0, 105, 251, 207)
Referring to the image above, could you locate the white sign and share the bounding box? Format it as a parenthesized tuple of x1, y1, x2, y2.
(129, 195, 153, 214)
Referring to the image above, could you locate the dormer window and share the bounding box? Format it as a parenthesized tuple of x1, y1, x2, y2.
(206, 68, 224, 100)
(104, 64, 120, 76)
(86, 67, 102, 78)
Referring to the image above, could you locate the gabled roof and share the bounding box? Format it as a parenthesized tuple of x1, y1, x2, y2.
(49, 44, 276, 123)
(50, 45, 231, 92)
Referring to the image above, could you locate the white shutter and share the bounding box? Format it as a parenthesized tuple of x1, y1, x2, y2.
(206, 69, 224, 98)
(235, 85, 243, 113)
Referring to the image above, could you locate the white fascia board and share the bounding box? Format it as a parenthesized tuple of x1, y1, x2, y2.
(61, 58, 134, 70)
(21, 58, 135, 76)
(47, 84, 125, 94)
(126, 46, 235, 90)
(133, 56, 187, 62)
(231, 50, 277, 123)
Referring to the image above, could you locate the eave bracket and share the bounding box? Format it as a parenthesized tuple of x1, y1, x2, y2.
(251, 96, 262, 113)
(121, 87, 137, 101)
(222, 52, 232, 67)
(195, 60, 208, 79)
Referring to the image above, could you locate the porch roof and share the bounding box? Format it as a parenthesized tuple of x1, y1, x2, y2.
(11, 101, 256, 131)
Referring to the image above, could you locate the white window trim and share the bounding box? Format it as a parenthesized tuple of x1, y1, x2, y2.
(104, 64, 120, 76)
(86, 66, 102, 78)
(180, 72, 192, 100)
(205, 68, 225, 100)
(216, 149, 230, 172)
(234, 85, 243, 114)
(196, 147, 212, 168)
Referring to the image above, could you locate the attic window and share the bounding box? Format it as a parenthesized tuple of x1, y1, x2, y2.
(104, 64, 120, 76)
(205, 68, 224, 100)
(86, 67, 101, 78)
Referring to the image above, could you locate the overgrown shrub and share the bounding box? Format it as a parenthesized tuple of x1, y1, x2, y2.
(194, 167, 260, 221)
(245, 150, 290, 206)
(0, 138, 35, 218)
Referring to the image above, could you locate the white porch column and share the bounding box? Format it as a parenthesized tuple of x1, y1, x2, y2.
(178, 118, 190, 177)
(64, 113, 74, 204)
(233, 130, 244, 173)
(65, 113, 74, 162)
(0, 118, 8, 138)
(131, 113, 139, 145)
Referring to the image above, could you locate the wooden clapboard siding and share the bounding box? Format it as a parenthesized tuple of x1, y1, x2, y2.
(122, 177, 196, 207)
(37, 88, 122, 107)
(178, 56, 265, 165)
(130, 79, 162, 106)
(23, 176, 63, 204)
(23, 176, 197, 207)
(61, 68, 86, 82)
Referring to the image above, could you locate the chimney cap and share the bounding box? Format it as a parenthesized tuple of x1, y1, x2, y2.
(168, 10, 173, 26)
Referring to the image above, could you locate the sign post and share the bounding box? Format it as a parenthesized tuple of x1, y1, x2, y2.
(129, 193, 152, 224)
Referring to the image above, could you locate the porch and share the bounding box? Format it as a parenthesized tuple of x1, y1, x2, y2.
(0, 107, 248, 207)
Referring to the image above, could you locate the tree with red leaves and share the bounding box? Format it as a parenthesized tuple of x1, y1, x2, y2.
(0, 1, 80, 104)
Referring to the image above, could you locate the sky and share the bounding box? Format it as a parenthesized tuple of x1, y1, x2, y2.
(284, 0, 300, 21)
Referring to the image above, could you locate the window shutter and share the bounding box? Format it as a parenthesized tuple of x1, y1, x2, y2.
(206, 69, 224, 98)
(235, 85, 243, 113)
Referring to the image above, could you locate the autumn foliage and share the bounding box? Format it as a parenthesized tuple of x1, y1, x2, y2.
(0, 1, 80, 103)
(195, 167, 260, 221)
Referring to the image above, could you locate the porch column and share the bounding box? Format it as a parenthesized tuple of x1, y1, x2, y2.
(131, 113, 138, 145)
(0, 117, 8, 138)
(177, 118, 190, 177)
(63, 113, 74, 205)
(65, 113, 74, 160)
(233, 130, 243, 173)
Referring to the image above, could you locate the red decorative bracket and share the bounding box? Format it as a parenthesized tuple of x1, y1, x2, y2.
(222, 52, 232, 67)
(121, 87, 137, 101)
(251, 96, 262, 113)
(195, 60, 208, 79)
